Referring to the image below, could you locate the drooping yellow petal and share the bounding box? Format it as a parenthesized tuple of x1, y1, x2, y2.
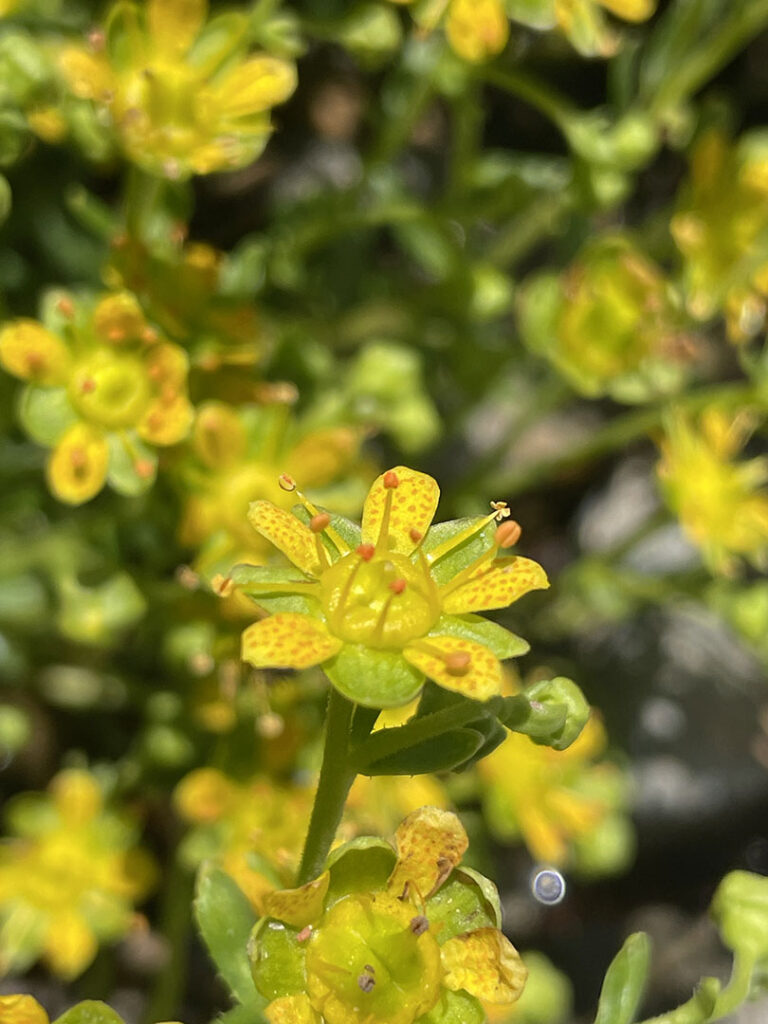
(46, 423, 109, 505)
(441, 557, 549, 614)
(262, 871, 330, 928)
(388, 807, 468, 901)
(446, 0, 509, 63)
(361, 467, 440, 554)
(138, 394, 194, 445)
(51, 769, 103, 824)
(58, 46, 113, 100)
(404, 636, 503, 701)
(247, 501, 323, 576)
(0, 995, 50, 1024)
(148, 0, 206, 57)
(441, 928, 527, 1004)
(215, 56, 298, 118)
(0, 320, 70, 385)
(242, 613, 342, 670)
(265, 994, 321, 1024)
(43, 912, 98, 979)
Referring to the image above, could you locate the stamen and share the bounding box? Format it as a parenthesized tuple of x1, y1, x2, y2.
(80, 377, 96, 394)
(277, 473, 350, 556)
(310, 512, 331, 533)
(358, 970, 376, 994)
(356, 543, 375, 561)
(376, 470, 399, 552)
(444, 652, 471, 675)
(425, 509, 501, 565)
(490, 500, 511, 522)
(297, 925, 312, 943)
(55, 296, 75, 318)
(389, 578, 407, 595)
(495, 520, 522, 548)
(278, 474, 296, 492)
(211, 574, 235, 597)
(383, 470, 399, 489)
(70, 447, 87, 470)
(410, 915, 429, 936)
(372, 593, 396, 644)
(135, 459, 154, 479)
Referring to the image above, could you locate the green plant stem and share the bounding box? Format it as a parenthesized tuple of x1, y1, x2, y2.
(638, 952, 755, 1024)
(297, 688, 356, 886)
(142, 857, 195, 1024)
(481, 65, 575, 133)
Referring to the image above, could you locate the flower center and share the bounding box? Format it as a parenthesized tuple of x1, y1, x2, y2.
(305, 893, 441, 1024)
(70, 350, 150, 428)
(319, 549, 439, 650)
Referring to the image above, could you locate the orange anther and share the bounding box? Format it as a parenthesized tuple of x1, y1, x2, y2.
(356, 543, 376, 561)
(142, 326, 159, 344)
(310, 512, 331, 533)
(70, 447, 87, 470)
(135, 459, 154, 479)
(278, 473, 296, 492)
(494, 520, 522, 548)
(55, 296, 75, 318)
(297, 925, 312, 943)
(25, 352, 45, 373)
(445, 651, 471, 675)
(383, 470, 399, 489)
(389, 578, 407, 595)
(211, 574, 234, 598)
(409, 528, 423, 543)
(80, 377, 96, 394)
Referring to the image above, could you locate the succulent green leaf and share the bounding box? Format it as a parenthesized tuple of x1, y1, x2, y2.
(361, 727, 485, 776)
(53, 1003, 124, 1024)
(430, 614, 529, 659)
(426, 868, 501, 943)
(249, 917, 307, 1002)
(195, 864, 260, 1006)
(594, 932, 651, 1024)
(421, 518, 497, 586)
(418, 988, 485, 1023)
(229, 563, 320, 615)
(325, 837, 397, 903)
(324, 644, 425, 709)
(18, 387, 77, 446)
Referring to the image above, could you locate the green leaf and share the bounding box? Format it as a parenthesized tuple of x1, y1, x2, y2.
(426, 867, 501, 943)
(229, 563, 321, 615)
(419, 988, 485, 1024)
(194, 864, 260, 1007)
(249, 917, 306, 1002)
(422, 518, 497, 586)
(454, 716, 507, 770)
(324, 644, 425, 709)
(54, 1003, 124, 1024)
(594, 932, 651, 1024)
(106, 432, 157, 496)
(18, 386, 77, 446)
(361, 727, 484, 776)
(325, 837, 397, 903)
(430, 613, 529, 659)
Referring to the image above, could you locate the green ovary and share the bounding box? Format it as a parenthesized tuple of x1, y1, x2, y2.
(305, 893, 442, 1024)
(70, 351, 150, 429)
(320, 552, 438, 649)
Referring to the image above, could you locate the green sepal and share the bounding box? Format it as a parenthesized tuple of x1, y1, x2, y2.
(430, 613, 529, 659)
(18, 386, 77, 446)
(194, 864, 260, 1007)
(229, 563, 321, 615)
(426, 867, 501, 943)
(711, 870, 768, 959)
(421, 517, 497, 586)
(418, 988, 485, 1024)
(292, 504, 362, 558)
(593, 932, 651, 1024)
(53, 1002, 125, 1024)
(249, 916, 306, 1002)
(324, 644, 425, 709)
(325, 836, 397, 904)
(105, 1, 143, 72)
(106, 432, 157, 497)
(360, 727, 485, 776)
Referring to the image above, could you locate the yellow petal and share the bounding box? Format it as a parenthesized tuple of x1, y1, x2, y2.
(248, 501, 323, 576)
(58, 46, 113, 100)
(241, 613, 342, 670)
(148, 0, 206, 56)
(446, 0, 509, 63)
(265, 994, 321, 1024)
(441, 928, 527, 1004)
(215, 56, 298, 118)
(138, 393, 194, 446)
(145, 342, 190, 389)
(286, 427, 363, 487)
(404, 636, 503, 701)
(388, 806, 468, 901)
(43, 913, 98, 979)
(361, 467, 440, 554)
(193, 401, 248, 468)
(46, 423, 109, 505)
(0, 995, 50, 1024)
(441, 556, 549, 614)
(173, 767, 236, 823)
(517, 804, 569, 865)
(262, 871, 330, 928)
(598, 0, 655, 21)
(93, 292, 147, 344)
(50, 769, 103, 823)
(0, 319, 70, 385)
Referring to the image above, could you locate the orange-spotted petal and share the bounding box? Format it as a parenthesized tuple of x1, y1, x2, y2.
(46, 423, 109, 505)
(247, 501, 323, 576)
(241, 613, 342, 670)
(441, 556, 549, 614)
(387, 806, 468, 902)
(262, 871, 330, 928)
(145, 343, 189, 388)
(404, 636, 503, 701)
(265, 994, 321, 1024)
(0, 320, 70, 385)
(441, 928, 527, 1004)
(0, 995, 50, 1024)
(138, 394, 194, 446)
(361, 466, 440, 554)
(92, 292, 146, 343)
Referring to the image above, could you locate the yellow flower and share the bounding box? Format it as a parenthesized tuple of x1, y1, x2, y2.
(657, 409, 768, 573)
(445, 0, 509, 63)
(233, 466, 548, 708)
(672, 130, 768, 342)
(0, 291, 194, 504)
(0, 995, 49, 1024)
(0, 769, 156, 979)
(179, 401, 374, 580)
(251, 807, 527, 1024)
(554, 0, 655, 57)
(478, 712, 622, 866)
(58, 0, 297, 178)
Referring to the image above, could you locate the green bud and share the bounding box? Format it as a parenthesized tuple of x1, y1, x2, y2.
(711, 871, 768, 959)
(337, 4, 402, 68)
(524, 677, 590, 751)
(0, 705, 31, 756)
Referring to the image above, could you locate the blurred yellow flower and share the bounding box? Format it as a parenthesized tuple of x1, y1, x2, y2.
(0, 291, 194, 504)
(657, 409, 768, 573)
(554, 0, 655, 57)
(59, 0, 297, 178)
(672, 130, 768, 343)
(0, 769, 156, 979)
(0, 994, 49, 1024)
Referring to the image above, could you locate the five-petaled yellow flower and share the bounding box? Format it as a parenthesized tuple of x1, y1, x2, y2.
(59, 0, 297, 178)
(0, 769, 156, 979)
(251, 807, 527, 1024)
(230, 467, 548, 708)
(0, 291, 194, 504)
(657, 408, 768, 573)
